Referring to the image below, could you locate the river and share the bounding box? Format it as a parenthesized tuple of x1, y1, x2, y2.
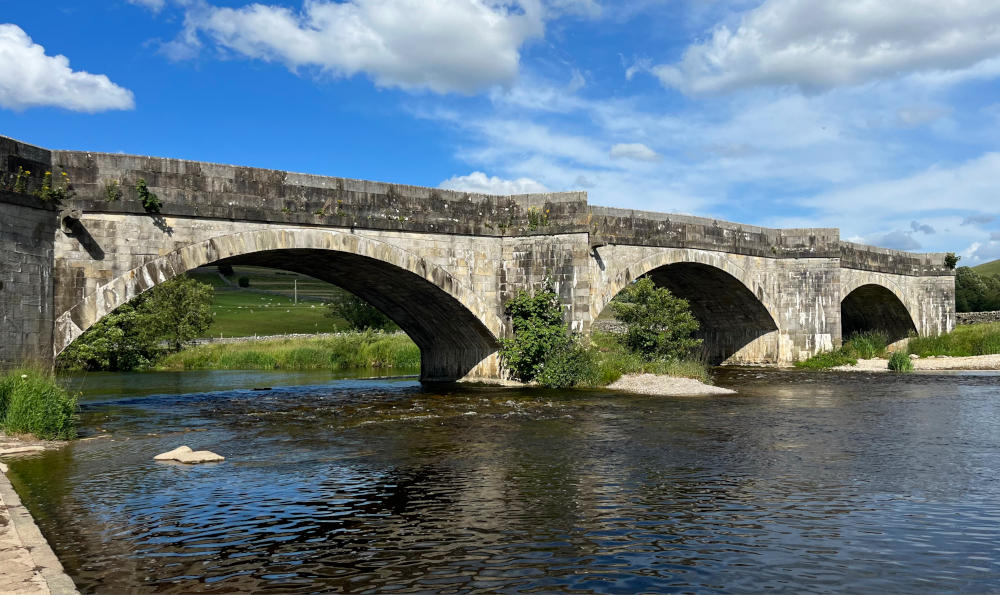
(6, 368, 1000, 593)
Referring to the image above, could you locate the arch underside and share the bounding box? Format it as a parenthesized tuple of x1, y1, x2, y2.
(642, 263, 779, 365)
(841, 284, 917, 343)
(209, 249, 498, 382)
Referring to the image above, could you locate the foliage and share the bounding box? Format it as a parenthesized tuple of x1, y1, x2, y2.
(135, 178, 162, 213)
(36, 171, 71, 203)
(0, 368, 76, 440)
(217, 263, 235, 277)
(13, 166, 29, 194)
(582, 332, 709, 385)
(944, 252, 960, 270)
(325, 293, 397, 331)
(57, 300, 160, 371)
(57, 275, 214, 371)
(610, 277, 702, 361)
(104, 179, 122, 202)
(499, 282, 575, 383)
(908, 322, 1000, 357)
(888, 351, 914, 372)
(794, 347, 858, 369)
(238, 276, 251, 288)
(157, 331, 420, 371)
(144, 275, 214, 352)
(526, 207, 550, 230)
(536, 342, 593, 388)
(955, 266, 1000, 312)
(847, 331, 888, 359)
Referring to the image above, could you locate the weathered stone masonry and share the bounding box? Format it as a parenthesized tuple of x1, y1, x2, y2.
(0, 135, 955, 379)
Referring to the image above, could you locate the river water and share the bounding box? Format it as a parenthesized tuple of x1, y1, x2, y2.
(7, 369, 1000, 593)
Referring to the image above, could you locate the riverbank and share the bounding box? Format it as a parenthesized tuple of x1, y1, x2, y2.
(834, 354, 1000, 372)
(606, 373, 736, 395)
(0, 433, 78, 594)
(156, 332, 420, 371)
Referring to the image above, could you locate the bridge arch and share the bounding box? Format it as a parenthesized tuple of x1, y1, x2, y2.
(595, 248, 781, 364)
(54, 228, 504, 381)
(839, 276, 918, 343)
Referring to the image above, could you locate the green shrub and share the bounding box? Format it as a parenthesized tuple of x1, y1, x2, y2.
(238, 276, 250, 288)
(325, 293, 396, 331)
(537, 343, 592, 389)
(610, 277, 702, 361)
(846, 331, 888, 359)
(499, 282, 575, 383)
(795, 347, 857, 369)
(888, 351, 914, 372)
(0, 369, 76, 440)
(135, 178, 162, 213)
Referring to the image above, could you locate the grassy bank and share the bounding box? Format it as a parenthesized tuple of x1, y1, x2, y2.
(0, 368, 76, 440)
(583, 332, 710, 385)
(795, 331, 889, 369)
(907, 322, 1000, 357)
(157, 332, 420, 371)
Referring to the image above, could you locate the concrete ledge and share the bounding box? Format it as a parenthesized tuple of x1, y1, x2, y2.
(0, 470, 78, 594)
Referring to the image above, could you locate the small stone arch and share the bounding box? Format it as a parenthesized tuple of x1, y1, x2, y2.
(595, 248, 781, 364)
(54, 228, 504, 381)
(840, 281, 918, 343)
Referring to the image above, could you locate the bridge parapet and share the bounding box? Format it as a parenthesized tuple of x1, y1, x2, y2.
(587, 206, 840, 259)
(839, 241, 953, 277)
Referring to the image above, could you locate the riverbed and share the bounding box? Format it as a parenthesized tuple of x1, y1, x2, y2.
(6, 368, 1000, 593)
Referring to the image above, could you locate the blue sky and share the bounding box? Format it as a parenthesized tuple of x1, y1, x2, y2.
(2, 0, 1000, 261)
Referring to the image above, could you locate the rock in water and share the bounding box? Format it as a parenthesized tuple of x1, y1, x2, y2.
(154, 445, 193, 461)
(175, 450, 225, 464)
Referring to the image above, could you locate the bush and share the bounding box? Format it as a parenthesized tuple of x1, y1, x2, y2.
(888, 351, 914, 372)
(846, 331, 888, 359)
(611, 278, 702, 361)
(218, 264, 235, 277)
(499, 282, 576, 383)
(238, 276, 250, 288)
(325, 293, 396, 331)
(537, 342, 592, 389)
(0, 369, 76, 440)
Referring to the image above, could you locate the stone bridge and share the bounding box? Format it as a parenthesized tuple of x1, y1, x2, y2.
(0, 136, 955, 381)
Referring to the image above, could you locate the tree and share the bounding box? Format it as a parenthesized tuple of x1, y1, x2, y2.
(143, 275, 214, 351)
(325, 292, 396, 331)
(955, 266, 1000, 312)
(498, 281, 575, 383)
(610, 277, 702, 360)
(57, 299, 160, 371)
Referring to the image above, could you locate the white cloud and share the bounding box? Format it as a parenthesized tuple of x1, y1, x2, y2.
(439, 171, 548, 195)
(609, 142, 660, 162)
(127, 0, 165, 13)
(654, 0, 1000, 94)
(0, 24, 135, 112)
(177, 0, 545, 94)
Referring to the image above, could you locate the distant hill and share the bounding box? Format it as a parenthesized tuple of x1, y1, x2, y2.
(973, 259, 1000, 277)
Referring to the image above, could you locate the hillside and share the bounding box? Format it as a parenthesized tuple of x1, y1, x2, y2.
(187, 266, 352, 338)
(973, 259, 1000, 277)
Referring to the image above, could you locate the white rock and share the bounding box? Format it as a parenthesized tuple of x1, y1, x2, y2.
(174, 450, 225, 464)
(0, 462, 7, 473)
(0, 446, 46, 456)
(909, 354, 919, 359)
(154, 445, 193, 461)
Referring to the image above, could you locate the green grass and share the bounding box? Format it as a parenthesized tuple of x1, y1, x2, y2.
(794, 331, 890, 369)
(186, 266, 357, 338)
(794, 347, 858, 369)
(0, 368, 77, 440)
(907, 322, 1000, 357)
(973, 259, 1000, 278)
(888, 351, 913, 372)
(157, 332, 421, 371)
(581, 332, 710, 385)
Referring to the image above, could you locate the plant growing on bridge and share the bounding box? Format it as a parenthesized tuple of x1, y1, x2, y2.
(944, 252, 960, 270)
(325, 293, 397, 331)
(104, 179, 123, 202)
(610, 277, 702, 361)
(136, 178, 162, 213)
(36, 171, 72, 203)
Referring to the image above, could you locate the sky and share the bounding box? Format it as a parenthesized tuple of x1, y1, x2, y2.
(1, 0, 999, 262)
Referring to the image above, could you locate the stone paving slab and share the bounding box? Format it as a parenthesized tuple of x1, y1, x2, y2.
(0, 457, 78, 595)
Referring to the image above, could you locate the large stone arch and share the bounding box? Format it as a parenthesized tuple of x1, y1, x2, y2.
(594, 248, 781, 364)
(54, 228, 504, 382)
(839, 271, 919, 342)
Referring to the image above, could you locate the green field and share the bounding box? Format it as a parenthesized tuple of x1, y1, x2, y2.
(973, 259, 1000, 277)
(187, 266, 353, 338)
